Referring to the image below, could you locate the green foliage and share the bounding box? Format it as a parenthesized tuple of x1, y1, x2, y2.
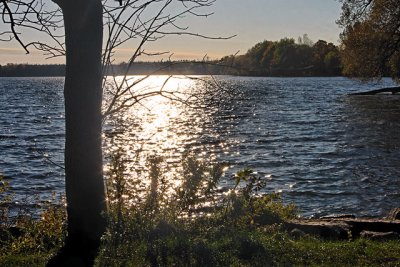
(0, 175, 8, 195)
(0, 175, 66, 266)
(339, 0, 400, 82)
(221, 37, 342, 76)
(176, 155, 223, 211)
(14, 206, 65, 254)
(96, 153, 400, 266)
(96, 153, 298, 266)
(1, 158, 400, 266)
(0, 175, 11, 225)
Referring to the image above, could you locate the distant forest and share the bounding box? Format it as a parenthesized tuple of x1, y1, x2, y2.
(220, 36, 342, 76)
(0, 37, 342, 77)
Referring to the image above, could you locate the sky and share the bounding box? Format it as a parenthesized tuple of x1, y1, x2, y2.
(0, 0, 343, 64)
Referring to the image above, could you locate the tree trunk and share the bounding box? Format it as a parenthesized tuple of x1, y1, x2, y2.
(349, 86, 400, 95)
(48, 0, 106, 265)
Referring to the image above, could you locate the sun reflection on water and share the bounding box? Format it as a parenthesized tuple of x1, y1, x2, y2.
(103, 75, 231, 207)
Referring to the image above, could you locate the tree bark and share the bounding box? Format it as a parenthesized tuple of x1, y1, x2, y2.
(48, 0, 106, 265)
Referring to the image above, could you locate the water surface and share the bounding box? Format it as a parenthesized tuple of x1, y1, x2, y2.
(1, 76, 399, 217)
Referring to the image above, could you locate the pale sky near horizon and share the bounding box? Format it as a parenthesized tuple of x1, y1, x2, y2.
(0, 0, 343, 64)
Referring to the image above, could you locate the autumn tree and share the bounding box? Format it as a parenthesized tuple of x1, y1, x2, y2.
(312, 40, 341, 76)
(220, 36, 342, 77)
(339, 0, 400, 81)
(0, 0, 220, 265)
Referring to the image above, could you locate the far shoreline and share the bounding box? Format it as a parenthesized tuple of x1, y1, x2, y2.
(0, 62, 346, 78)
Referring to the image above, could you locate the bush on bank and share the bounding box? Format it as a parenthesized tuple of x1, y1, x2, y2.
(1, 156, 400, 266)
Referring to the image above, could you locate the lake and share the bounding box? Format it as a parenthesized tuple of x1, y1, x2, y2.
(1, 76, 400, 217)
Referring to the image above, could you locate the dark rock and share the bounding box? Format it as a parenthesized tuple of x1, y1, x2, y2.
(360, 231, 400, 241)
(285, 220, 350, 240)
(254, 210, 283, 225)
(0, 226, 23, 242)
(0, 228, 10, 242)
(320, 214, 355, 219)
(290, 228, 306, 239)
(339, 219, 400, 237)
(285, 213, 400, 240)
(237, 236, 266, 260)
(387, 208, 400, 220)
(8, 226, 22, 237)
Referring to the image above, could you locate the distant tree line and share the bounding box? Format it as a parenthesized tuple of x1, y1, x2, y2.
(219, 37, 342, 76)
(0, 64, 66, 77)
(0, 37, 343, 77)
(110, 61, 225, 76)
(0, 61, 224, 77)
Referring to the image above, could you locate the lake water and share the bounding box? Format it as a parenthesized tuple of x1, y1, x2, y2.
(1, 76, 400, 217)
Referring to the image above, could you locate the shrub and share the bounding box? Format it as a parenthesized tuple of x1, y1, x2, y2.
(96, 152, 296, 266)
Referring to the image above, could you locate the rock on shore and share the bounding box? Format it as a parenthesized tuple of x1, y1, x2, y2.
(285, 208, 400, 240)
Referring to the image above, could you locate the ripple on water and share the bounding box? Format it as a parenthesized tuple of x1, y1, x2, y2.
(1, 76, 400, 217)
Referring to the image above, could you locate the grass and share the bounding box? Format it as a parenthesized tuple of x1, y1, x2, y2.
(1, 156, 400, 267)
(0, 194, 65, 266)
